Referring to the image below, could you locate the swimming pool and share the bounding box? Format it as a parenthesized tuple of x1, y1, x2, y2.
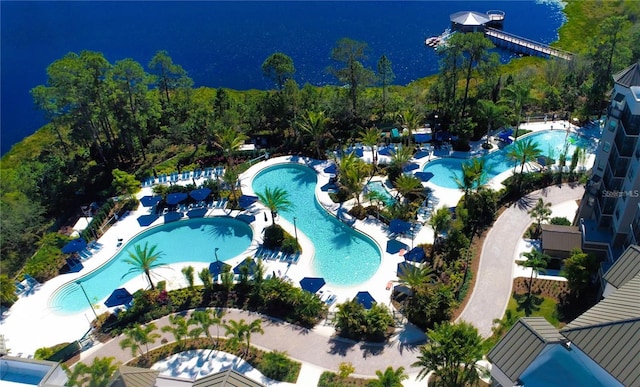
(252, 164, 381, 286)
(423, 130, 595, 189)
(50, 217, 253, 314)
(365, 181, 396, 206)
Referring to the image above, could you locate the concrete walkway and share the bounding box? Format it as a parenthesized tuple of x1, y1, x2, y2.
(455, 183, 585, 338)
(80, 308, 428, 385)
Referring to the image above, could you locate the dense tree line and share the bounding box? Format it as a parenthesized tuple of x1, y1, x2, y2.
(1, 1, 639, 301)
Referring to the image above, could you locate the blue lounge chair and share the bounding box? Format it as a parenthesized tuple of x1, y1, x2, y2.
(216, 198, 228, 209)
(142, 177, 155, 187)
(204, 167, 213, 178)
(14, 281, 27, 296)
(170, 172, 179, 182)
(215, 166, 224, 178)
(291, 252, 301, 264)
(181, 171, 191, 180)
(78, 249, 93, 260)
(158, 174, 167, 184)
(193, 169, 202, 179)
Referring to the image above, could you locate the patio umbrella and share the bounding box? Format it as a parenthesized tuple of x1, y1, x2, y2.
(403, 162, 420, 172)
(104, 288, 133, 308)
(164, 212, 183, 223)
(236, 214, 256, 223)
(189, 188, 211, 202)
(62, 238, 87, 254)
(299, 277, 326, 294)
(187, 208, 207, 218)
(208, 261, 231, 276)
(233, 259, 257, 276)
(397, 261, 414, 276)
(137, 214, 159, 227)
(414, 133, 432, 143)
(323, 163, 337, 174)
(238, 195, 259, 209)
(354, 291, 376, 309)
(415, 172, 434, 182)
(404, 246, 426, 263)
(140, 195, 162, 207)
(386, 239, 409, 254)
(389, 219, 412, 234)
(166, 192, 188, 205)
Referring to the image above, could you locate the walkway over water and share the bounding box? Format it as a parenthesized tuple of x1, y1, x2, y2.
(484, 27, 573, 60)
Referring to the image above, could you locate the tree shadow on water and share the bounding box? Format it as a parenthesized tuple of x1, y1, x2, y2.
(513, 292, 543, 316)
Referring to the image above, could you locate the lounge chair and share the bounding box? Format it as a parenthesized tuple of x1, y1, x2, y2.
(14, 281, 27, 296)
(291, 252, 301, 264)
(24, 274, 39, 288)
(181, 171, 191, 180)
(193, 169, 202, 179)
(142, 177, 155, 187)
(216, 198, 228, 209)
(170, 172, 179, 183)
(158, 174, 167, 184)
(214, 166, 225, 178)
(204, 167, 213, 178)
(78, 249, 93, 260)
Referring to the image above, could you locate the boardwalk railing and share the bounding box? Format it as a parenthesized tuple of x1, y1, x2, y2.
(485, 27, 573, 60)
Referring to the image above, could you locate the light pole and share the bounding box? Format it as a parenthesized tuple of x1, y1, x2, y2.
(77, 281, 98, 320)
(293, 217, 298, 245)
(214, 247, 220, 263)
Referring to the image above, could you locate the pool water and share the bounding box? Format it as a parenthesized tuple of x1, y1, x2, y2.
(423, 130, 595, 189)
(50, 217, 253, 314)
(365, 181, 396, 206)
(252, 164, 381, 286)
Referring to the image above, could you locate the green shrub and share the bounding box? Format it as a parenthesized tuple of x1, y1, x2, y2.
(263, 225, 284, 249)
(550, 217, 571, 226)
(23, 232, 68, 281)
(318, 371, 368, 387)
(260, 350, 299, 382)
(281, 236, 300, 254)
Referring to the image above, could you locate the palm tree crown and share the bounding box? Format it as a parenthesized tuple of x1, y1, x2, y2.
(122, 242, 165, 290)
(256, 186, 293, 226)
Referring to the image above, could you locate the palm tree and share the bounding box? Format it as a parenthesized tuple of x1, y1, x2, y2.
(477, 99, 506, 147)
(365, 190, 387, 219)
(394, 174, 423, 205)
(188, 308, 226, 350)
(369, 366, 408, 387)
(507, 138, 543, 187)
(500, 83, 535, 140)
(122, 242, 165, 290)
(528, 198, 552, 238)
(395, 264, 436, 295)
(428, 206, 452, 249)
(181, 265, 195, 291)
(358, 126, 382, 165)
(517, 249, 550, 298)
(256, 186, 293, 226)
(224, 318, 264, 356)
(397, 109, 424, 146)
(65, 356, 119, 387)
(298, 110, 331, 159)
(340, 157, 370, 206)
(412, 321, 484, 386)
(216, 126, 248, 167)
(389, 146, 413, 171)
(492, 309, 519, 338)
(222, 166, 239, 204)
(119, 323, 160, 360)
(453, 158, 486, 196)
(161, 314, 190, 349)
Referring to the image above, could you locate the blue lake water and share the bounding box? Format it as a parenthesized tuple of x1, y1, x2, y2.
(49, 217, 253, 314)
(0, 1, 565, 154)
(251, 163, 381, 286)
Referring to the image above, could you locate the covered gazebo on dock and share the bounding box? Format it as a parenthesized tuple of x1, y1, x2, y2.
(450, 11, 490, 33)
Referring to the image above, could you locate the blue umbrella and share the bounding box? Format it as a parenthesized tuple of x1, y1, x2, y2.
(140, 195, 162, 207)
(355, 291, 376, 309)
(187, 208, 208, 218)
(404, 246, 426, 263)
(238, 195, 259, 208)
(415, 172, 434, 182)
(233, 259, 257, 275)
(209, 261, 231, 276)
(166, 192, 188, 205)
(414, 133, 432, 143)
(323, 163, 337, 174)
(137, 214, 159, 227)
(62, 238, 87, 254)
(403, 162, 420, 172)
(236, 214, 256, 223)
(397, 261, 414, 276)
(386, 239, 409, 254)
(390, 219, 412, 234)
(164, 212, 183, 223)
(299, 277, 326, 294)
(189, 188, 211, 202)
(104, 288, 133, 308)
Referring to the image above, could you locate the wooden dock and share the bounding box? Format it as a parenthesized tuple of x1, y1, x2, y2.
(484, 27, 572, 60)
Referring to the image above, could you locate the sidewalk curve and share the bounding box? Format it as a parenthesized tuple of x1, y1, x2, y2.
(455, 183, 585, 337)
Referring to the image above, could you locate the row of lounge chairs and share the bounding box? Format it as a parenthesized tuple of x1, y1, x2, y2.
(142, 166, 226, 187)
(164, 198, 228, 214)
(255, 246, 301, 264)
(77, 240, 104, 261)
(14, 274, 40, 297)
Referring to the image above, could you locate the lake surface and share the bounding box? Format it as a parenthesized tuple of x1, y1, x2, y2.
(0, 1, 565, 154)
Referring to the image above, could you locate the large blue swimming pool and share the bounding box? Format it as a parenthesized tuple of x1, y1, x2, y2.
(252, 164, 381, 286)
(50, 217, 253, 314)
(423, 130, 595, 189)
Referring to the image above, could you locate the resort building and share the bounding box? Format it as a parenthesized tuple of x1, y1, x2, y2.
(487, 244, 640, 386)
(576, 61, 640, 265)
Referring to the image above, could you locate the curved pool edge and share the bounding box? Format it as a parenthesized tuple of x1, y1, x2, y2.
(48, 215, 258, 316)
(242, 156, 389, 286)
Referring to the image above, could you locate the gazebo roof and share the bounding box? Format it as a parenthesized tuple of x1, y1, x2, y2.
(450, 11, 490, 26)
